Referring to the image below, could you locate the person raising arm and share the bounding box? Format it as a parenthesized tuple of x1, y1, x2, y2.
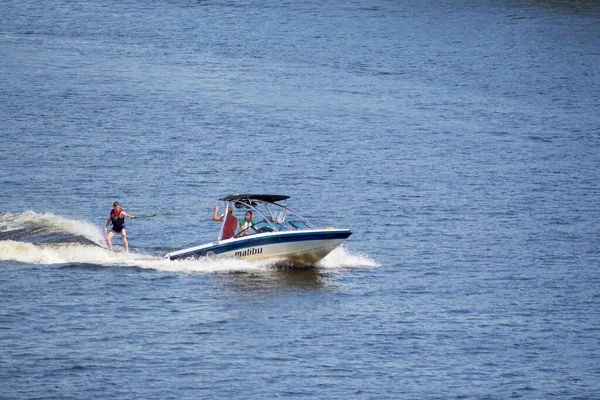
(213, 204, 238, 240)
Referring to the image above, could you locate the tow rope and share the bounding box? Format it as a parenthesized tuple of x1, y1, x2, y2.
(134, 201, 213, 219)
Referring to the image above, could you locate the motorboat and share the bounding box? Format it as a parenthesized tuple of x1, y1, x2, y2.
(165, 194, 352, 267)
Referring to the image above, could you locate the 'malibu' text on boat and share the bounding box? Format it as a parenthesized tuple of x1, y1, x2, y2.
(165, 194, 352, 267)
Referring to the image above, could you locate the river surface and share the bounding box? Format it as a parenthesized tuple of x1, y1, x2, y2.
(1, 0, 600, 398)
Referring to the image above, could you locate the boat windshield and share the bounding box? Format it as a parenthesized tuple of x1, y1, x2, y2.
(225, 197, 316, 239)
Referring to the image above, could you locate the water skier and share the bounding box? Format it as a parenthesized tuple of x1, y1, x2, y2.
(103, 202, 135, 253)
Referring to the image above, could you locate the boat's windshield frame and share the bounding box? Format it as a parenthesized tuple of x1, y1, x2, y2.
(217, 196, 316, 241)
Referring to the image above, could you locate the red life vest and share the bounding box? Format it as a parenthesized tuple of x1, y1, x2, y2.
(110, 208, 125, 228)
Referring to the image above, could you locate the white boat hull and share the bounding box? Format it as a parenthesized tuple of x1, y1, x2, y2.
(165, 229, 351, 267)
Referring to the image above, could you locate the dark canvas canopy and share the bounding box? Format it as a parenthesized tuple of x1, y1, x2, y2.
(219, 194, 290, 203)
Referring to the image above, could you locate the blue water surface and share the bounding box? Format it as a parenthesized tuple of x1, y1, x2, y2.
(1, 0, 599, 398)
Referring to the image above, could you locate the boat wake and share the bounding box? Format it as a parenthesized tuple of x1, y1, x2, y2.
(0, 211, 379, 273)
(0, 240, 378, 273)
(0, 210, 104, 246)
(317, 246, 380, 269)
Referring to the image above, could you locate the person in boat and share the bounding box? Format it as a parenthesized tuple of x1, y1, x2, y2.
(103, 201, 135, 253)
(213, 205, 238, 240)
(239, 211, 258, 236)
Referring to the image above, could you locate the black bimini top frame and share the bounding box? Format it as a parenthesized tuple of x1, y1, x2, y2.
(216, 194, 316, 239)
(219, 194, 290, 204)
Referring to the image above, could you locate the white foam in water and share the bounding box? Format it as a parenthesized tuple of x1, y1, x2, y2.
(316, 246, 380, 269)
(133, 256, 272, 274)
(0, 239, 378, 274)
(0, 240, 284, 274)
(0, 210, 105, 245)
(0, 211, 378, 273)
(0, 240, 121, 265)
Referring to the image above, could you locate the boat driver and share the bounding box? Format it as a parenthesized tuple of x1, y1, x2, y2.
(239, 211, 257, 236)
